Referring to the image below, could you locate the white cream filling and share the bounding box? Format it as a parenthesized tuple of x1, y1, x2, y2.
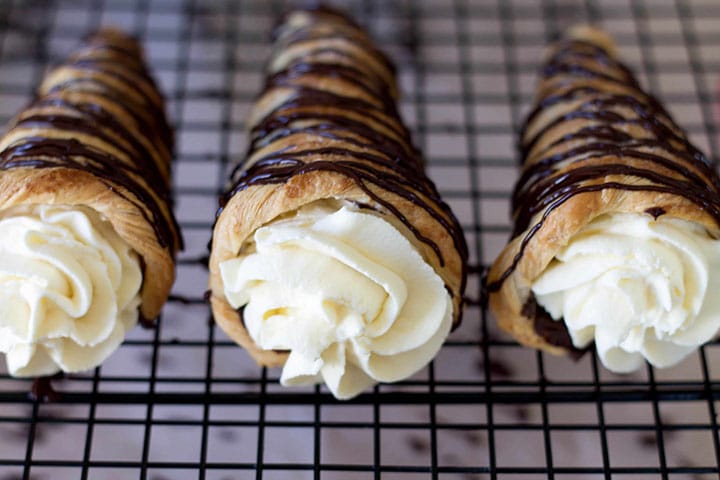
(0, 205, 142, 377)
(532, 213, 720, 372)
(220, 203, 452, 399)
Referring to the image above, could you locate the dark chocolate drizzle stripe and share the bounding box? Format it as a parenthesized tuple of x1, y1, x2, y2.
(486, 36, 720, 302)
(266, 62, 397, 109)
(222, 7, 467, 288)
(249, 104, 413, 159)
(43, 79, 174, 157)
(0, 30, 180, 252)
(63, 60, 162, 104)
(271, 6, 396, 77)
(81, 30, 146, 59)
(47, 65, 165, 130)
(48, 39, 172, 149)
(244, 123, 423, 173)
(33, 93, 173, 161)
(16, 113, 167, 189)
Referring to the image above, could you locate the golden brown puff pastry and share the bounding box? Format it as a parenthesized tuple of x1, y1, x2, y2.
(0, 29, 180, 377)
(209, 7, 467, 399)
(487, 26, 720, 372)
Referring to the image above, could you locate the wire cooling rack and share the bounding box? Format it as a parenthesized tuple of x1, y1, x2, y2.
(1, 0, 720, 478)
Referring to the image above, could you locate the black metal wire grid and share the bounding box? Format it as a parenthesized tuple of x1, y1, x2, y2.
(1, 0, 720, 478)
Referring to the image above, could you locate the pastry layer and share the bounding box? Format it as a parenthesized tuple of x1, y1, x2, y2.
(486, 25, 720, 367)
(209, 7, 467, 397)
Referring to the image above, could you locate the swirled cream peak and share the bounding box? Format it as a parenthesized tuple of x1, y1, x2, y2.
(532, 213, 720, 372)
(0, 205, 142, 377)
(220, 204, 452, 399)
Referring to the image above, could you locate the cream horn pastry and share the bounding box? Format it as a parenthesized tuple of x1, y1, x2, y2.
(0, 29, 180, 377)
(487, 25, 720, 372)
(209, 7, 467, 399)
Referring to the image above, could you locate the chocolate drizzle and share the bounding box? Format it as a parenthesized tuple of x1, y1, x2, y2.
(645, 206, 666, 219)
(220, 7, 467, 305)
(271, 5, 396, 77)
(486, 32, 720, 349)
(521, 294, 586, 359)
(0, 30, 180, 252)
(29, 373, 63, 402)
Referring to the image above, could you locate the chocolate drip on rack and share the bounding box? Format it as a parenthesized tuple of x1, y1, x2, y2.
(0, 30, 180, 252)
(485, 34, 720, 348)
(221, 7, 467, 284)
(29, 373, 64, 402)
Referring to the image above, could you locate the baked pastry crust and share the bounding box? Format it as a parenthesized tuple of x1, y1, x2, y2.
(486, 25, 720, 355)
(209, 7, 467, 367)
(0, 29, 180, 321)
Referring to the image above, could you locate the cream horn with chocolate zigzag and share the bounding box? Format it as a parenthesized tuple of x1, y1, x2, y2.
(487, 26, 720, 372)
(209, 7, 467, 399)
(0, 29, 180, 377)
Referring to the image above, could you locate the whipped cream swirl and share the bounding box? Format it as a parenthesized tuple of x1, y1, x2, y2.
(532, 213, 720, 372)
(220, 204, 452, 399)
(0, 205, 142, 377)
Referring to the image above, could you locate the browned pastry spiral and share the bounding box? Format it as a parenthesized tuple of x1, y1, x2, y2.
(0, 28, 180, 323)
(209, 7, 467, 398)
(487, 26, 720, 371)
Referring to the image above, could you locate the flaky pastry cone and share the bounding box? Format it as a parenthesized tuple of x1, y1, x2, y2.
(487, 26, 720, 372)
(209, 7, 467, 399)
(0, 29, 180, 377)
